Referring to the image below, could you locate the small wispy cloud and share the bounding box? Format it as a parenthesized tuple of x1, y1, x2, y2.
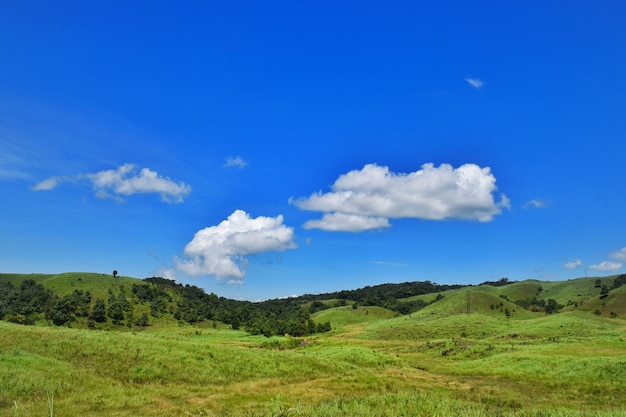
(371, 260, 409, 267)
(32, 164, 191, 203)
(31, 176, 67, 191)
(564, 259, 582, 269)
(465, 77, 485, 89)
(524, 199, 548, 209)
(224, 156, 248, 169)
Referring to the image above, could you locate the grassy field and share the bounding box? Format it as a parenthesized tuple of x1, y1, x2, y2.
(1, 273, 625, 416)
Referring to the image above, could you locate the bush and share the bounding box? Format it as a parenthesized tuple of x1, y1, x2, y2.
(90, 299, 107, 323)
(107, 303, 125, 325)
(47, 299, 74, 325)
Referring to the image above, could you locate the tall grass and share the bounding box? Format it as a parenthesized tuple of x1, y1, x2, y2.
(1, 306, 625, 416)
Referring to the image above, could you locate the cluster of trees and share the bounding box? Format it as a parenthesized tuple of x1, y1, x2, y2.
(594, 275, 625, 300)
(480, 277, 514, 287)
(135, 277, 331, 337)
(612, 274, 626, 289)
(0, 279, 92, 325)
(0, 276, 335, 336)
(0, 279, 151, 328)
(302, 280, 463, 314)
(514, 297, 563, 314)
(319, 280, 464, 305)
(125, 278, 465, 336)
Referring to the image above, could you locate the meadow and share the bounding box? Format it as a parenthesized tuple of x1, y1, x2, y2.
(1, 273, 625, 416)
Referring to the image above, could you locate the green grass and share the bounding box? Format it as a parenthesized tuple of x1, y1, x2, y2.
(2, 273, 626, 416)
(312, 305, 397, 330)
(0, 271, 140, 301)
(2, 307, 625, 416)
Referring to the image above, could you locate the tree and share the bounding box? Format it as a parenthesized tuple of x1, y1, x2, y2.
(113, 270, 118, 278)
(316, 321, 331, 333)
(107, 302, 125, 325)
(545, 298, 562, 314)
(137, 312, 149, 328)
(47, 299, 73, 326)
(66, 289, 91, 317)
(612, 274, 626, 289)
(90, 299, 107, 323)
(600, 285, 610, 299)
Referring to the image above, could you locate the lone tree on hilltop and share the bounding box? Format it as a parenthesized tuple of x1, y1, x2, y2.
(113, 270, 118, 278)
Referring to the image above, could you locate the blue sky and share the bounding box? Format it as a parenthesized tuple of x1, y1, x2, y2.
(1, 1, 625, 300)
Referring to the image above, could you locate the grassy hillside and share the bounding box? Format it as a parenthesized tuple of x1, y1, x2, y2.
(312, 305, 398, 330)
(0, 272, 139, 301)
(1, 312, 625, 416)
(1, 272, 625, 416)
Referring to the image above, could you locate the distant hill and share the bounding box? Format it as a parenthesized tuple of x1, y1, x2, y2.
(1, 272, 624, 336)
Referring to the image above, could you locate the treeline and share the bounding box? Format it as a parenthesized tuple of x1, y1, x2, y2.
(301, 280, 466, 314)
(137, 277, 332, 337)
(133, 278, 466, 335)
(0, 277, 331, 337)
(0, 279, 92, 326)
(0, 277, 463, 336)
(513, 297, 563, 314)
(6, 273, 613, 334)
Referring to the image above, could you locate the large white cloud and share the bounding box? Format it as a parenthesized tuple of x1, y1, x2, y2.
(291, 163, 509, 232)
(33, 163, 191, 203)
(175, 210, 296, 280)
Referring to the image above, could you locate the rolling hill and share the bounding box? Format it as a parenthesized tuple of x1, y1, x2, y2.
(1, 271, 625, 416)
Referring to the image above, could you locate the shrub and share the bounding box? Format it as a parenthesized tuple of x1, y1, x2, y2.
(90, 299, 107, 323)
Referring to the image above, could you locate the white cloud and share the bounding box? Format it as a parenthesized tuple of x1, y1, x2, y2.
(224, 156, 248, 169)
(564, 259, 582, 269)
(31, 176, 66, 191)
(292, 163, 509, 232)
(175, 210, 296, 280)
(609, 247, 626, 262)
(524, 199, 548, 209)
(303, 213, 390, 232)
(87, 164, 191, 203)
(589, 261, 623, 272)
(33, 164, 191, 203)
(466, 77, 485, 89)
